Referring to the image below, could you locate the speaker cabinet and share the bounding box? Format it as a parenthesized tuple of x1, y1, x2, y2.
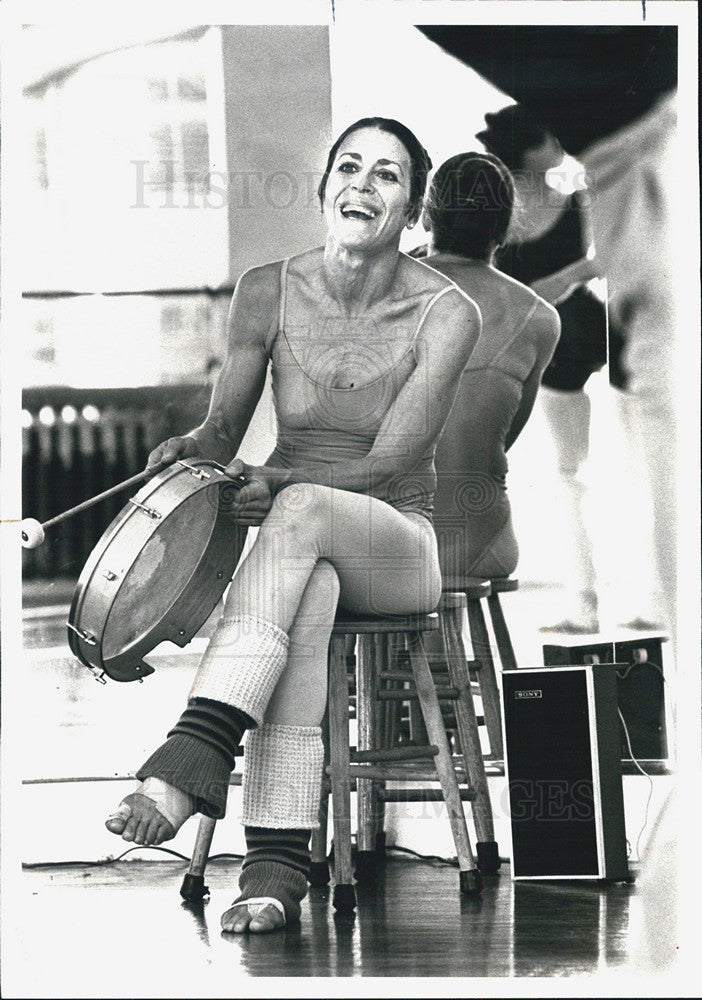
(543, 636, 669, 763)
(501, 665, 629, 881)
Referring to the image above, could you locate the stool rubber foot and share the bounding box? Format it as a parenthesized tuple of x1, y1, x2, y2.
(353, 850, 377, 882)
(459, 868, 483, 895)
(333, 883, 357, 912)
(308, 860, 331, 887)
(476, 841, 501, 874)
(374, 830, 387, 857)
(180, 874, 209, 901)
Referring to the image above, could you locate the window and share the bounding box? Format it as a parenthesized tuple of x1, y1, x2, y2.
(23, 28, 229, 387)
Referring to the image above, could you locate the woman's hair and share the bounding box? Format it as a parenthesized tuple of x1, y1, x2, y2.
(317, 117, 433, 224)
(475, 104, 551, 173)
(423, 151, 515, 260)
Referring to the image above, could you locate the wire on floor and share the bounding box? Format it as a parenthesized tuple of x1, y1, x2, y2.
(618, 707, 655, 863)
(22, 846, 244, 869)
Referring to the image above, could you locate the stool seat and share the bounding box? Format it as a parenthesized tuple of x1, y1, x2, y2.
(331, 611, 439, 635)
(442, 577, 492, 599)
(489, 577, 519, 594)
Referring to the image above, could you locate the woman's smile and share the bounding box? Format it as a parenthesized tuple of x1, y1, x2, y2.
(324, 126, 413, 249)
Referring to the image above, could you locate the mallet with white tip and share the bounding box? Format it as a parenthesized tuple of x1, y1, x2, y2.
(21, 468, 154, 548)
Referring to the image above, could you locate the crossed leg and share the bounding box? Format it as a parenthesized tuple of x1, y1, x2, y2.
(106, 485, 441, 928)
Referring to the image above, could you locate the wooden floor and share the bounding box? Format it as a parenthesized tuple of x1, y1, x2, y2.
(3, 581, 689, 997)
(9, 851, 666, 996)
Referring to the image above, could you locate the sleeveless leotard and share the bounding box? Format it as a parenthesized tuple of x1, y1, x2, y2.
(429, 255, 544, 578)
(265, 257, 455, 519)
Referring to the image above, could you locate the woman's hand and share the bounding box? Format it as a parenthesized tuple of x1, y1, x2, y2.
(146, 435, 201, 473)
(223, 458, 276, 526)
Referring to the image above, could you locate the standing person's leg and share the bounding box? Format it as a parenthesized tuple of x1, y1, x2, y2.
(611, 385, 666, 627)
(581, 92, 677, 643)
(539, 386, 599, 632)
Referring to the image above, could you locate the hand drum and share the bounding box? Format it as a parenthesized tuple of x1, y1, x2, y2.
(67, 459, 248, 682)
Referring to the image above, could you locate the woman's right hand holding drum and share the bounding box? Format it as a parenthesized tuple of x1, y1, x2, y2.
(146, 435, 202, 473)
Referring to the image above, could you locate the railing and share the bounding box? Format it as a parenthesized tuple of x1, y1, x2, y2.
(22, 385, 210, 579)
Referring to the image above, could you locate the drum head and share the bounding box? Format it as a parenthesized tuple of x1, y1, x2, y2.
(102, 490, 218, 659)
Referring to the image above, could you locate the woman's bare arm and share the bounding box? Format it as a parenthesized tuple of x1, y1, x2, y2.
(530, 256, 602, 306)
(147, 265, 277, 469)
(505, 302, 561, 452)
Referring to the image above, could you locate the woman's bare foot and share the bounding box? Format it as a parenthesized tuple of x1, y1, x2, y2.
(105, 777, 195, 845)
(221, 897, 287, 934)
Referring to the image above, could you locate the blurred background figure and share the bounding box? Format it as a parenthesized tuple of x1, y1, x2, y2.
(577, 92, 679, 645)
(477, 103, 666, 634)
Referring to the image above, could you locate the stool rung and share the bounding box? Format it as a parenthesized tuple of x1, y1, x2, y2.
(378, 787, 476, 803)
(377, 686, 460, 701)
(351, 745, 439, 763)
(347, 765, 444, 781)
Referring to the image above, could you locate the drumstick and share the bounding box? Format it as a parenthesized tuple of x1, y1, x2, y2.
(21, 467, 155, 548)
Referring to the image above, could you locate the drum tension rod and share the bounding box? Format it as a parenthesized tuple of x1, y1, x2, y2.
(128, 498, 162, 519)
(67, 621, 97, 645)
(84, 665, 107, 685)
(177, 460, 211, 480)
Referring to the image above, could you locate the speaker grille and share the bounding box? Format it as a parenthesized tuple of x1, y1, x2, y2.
(503, 670, 599, 877)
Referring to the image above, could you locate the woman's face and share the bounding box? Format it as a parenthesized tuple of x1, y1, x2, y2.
(323, 127, 414, 252)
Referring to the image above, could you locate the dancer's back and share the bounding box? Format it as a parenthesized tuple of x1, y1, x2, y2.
(423, 255, 558, 579)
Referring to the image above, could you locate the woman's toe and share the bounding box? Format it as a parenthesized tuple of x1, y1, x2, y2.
(105, 802, 131, 834)
(221, 904, 250, 933)
(249, 905, 285, 933)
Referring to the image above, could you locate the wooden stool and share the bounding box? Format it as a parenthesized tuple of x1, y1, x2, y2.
(180, 612, 483, 907)
(324, 610, 482, 912)
(338, 594, 500, 879)
(442, 576, 520, 767)
(435, 592, 500, 872)
(487, 577, 519, 672)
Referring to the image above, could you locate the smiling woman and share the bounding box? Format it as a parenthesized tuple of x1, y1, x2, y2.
(103, 117, 481, 935)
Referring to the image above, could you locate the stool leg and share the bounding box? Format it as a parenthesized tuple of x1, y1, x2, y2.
(441, 608, 501, 874)
(355, 633, 379, 881)
(405, 631, 482, 895)
(374, 633, 389, 858)
(328, 634, 356, 912)
(487, 593, 518, 671)
(309, 709, 331, 886)
(465, 597, 504, 762)
(180, 815, 217, 901)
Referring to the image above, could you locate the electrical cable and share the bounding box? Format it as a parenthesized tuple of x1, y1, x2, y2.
(618, 706, 655, 863)
(22, 845, 244, 870)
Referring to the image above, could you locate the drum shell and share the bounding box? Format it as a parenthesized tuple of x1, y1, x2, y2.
(68, 460, 247, 681)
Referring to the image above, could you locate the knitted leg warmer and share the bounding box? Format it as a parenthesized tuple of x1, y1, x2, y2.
(189, 614, 289, 725)
(136, 699, 253, 818)
(231, 723, 325, 922)
(242, 723, 324, 829)
(233, 828, 311, 925)
(136, 615, 289, 819)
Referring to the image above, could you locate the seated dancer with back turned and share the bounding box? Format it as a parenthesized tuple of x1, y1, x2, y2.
(418, 152, 560, 581)
(105, 118, 481, 934)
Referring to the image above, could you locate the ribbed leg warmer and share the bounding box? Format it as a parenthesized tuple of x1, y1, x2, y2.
(136, 699, 252, 818)
(137, 615, 289, 819)
(233, 723, 325, 922)
(234, 828, 311, 924)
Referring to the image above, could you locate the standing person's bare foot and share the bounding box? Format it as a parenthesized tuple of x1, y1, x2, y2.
(105, 777, 196, 845)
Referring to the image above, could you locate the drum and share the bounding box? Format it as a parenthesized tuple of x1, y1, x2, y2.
(67, 459, 248, 682)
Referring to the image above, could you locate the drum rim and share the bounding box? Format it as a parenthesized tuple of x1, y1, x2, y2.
(67, 458, 237, 677)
